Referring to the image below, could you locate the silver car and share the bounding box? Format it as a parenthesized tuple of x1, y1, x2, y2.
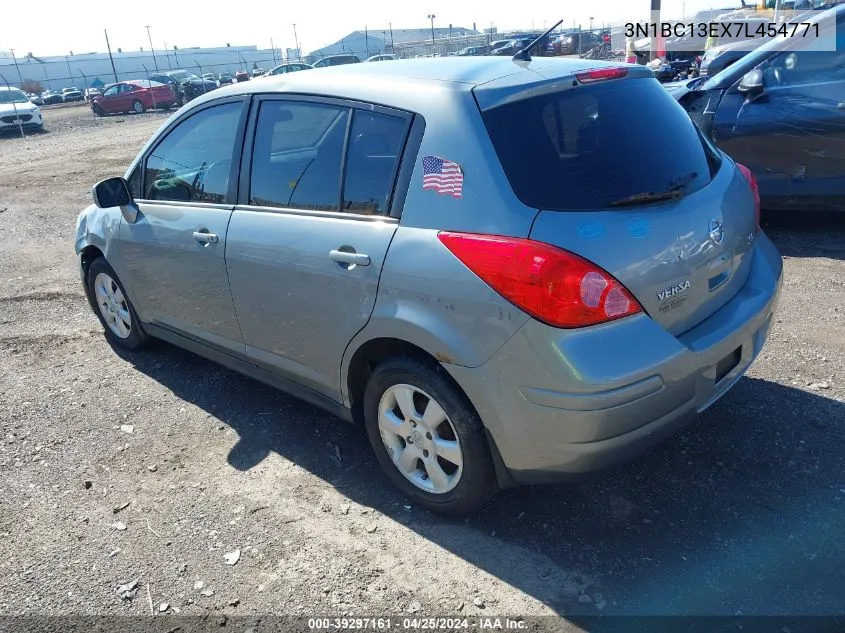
(76, 57, 783, 515)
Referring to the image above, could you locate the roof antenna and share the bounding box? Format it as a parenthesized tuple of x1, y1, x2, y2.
(513, 18, 564, 62)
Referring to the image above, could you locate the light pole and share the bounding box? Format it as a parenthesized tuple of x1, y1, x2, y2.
(144, 25, 159, 70)
(292, 24, 300, 60)
(589, 16, 594, 31)
(427, 14, 436, 56)
(9, 49, 23, 86)
(65, 56, 72, 83)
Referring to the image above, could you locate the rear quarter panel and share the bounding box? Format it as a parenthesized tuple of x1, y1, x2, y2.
(340, 88, 537, 401)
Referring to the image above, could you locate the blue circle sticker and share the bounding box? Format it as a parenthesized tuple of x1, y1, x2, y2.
(578, 221, 605, 240)
(627, 218, 651, 239)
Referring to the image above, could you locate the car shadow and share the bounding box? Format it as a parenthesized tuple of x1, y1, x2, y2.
(115, 343, 845, 616)
(764, 210, 845, 260)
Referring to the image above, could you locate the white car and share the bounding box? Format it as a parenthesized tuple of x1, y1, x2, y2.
(0, 87, 43, 133)
(365, 54, 398, 62)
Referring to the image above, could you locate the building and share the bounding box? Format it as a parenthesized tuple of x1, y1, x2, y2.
(0, 45, 285, 91)
(306, 26, 481, 62)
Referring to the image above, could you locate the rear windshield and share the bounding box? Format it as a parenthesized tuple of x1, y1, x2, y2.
(479, 77, 717, 210)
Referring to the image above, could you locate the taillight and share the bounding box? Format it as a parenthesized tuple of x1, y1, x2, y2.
(736, 163, 760, 231)
(574, 67, 629, 84)
(437, 232, 642, 328)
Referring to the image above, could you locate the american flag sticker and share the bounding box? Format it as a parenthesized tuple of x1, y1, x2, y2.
(422, 156, 464, 199)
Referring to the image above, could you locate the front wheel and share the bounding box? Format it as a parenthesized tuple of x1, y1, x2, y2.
(92, 105, 104, 117)
(363, 357, 498, 516)
(131, 100, 145, 114)
(86, 258, 149, 351)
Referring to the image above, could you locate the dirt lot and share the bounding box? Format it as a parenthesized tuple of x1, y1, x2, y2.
(0, 105, 843, 624)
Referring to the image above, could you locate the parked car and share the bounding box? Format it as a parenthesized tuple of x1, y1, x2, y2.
(554, 31, 602, 55)
(202, 73, 217, 82)
(41, 90, 64, 105)
(148, 70, 217, 105)
(251, 68, 265, 78)
(365, 54, 398, 62)
(60, 87, 84, 102)
(84, 88, 101, 102)
(91, 80, 178, 116)
(312, 54, 361, 68)
(261, 63, 314, 77)
(218, 72, 234, 85)
(76, 56, 782, 516)
(234, 70, 250, 82)
(28, 93, 43, 106)
(454, 46, 488, 56)
(670, 4, 845, 212)
(0, 87, 43, 132)
(699, 38, 766, 78)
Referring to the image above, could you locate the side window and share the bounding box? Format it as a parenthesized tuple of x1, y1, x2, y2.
(144, 101, 242, 203)
(249, 101, 348, 211)
(342, 110, 408, 215)
(119, 84, 133, 94)
(768, 21, 845, 85)
(103, 85, 119, 97)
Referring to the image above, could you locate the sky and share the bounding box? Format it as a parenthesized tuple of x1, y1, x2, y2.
(1, 0, 741, 58)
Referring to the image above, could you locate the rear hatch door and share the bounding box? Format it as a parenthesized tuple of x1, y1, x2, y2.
(475, 68, 758, 335)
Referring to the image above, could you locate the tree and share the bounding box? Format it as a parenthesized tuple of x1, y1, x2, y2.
(20, 79, 44, 94)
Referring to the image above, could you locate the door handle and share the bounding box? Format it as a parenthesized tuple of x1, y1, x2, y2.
(329, 249, 370, 267)
(193, 231, 219, 244)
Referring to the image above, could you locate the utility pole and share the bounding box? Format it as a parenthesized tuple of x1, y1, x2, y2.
(292, 24, 300, 60)
(9, 49, 23, 85)
(270, 38, 277, 65)
(427, 14, 436, 55)
(650, 0, 661, 61)
(173, 46, 179, 67)
(144, 26, 159, 70)
(163, 42, 172, 69)
(65, 56, 72, 83)
(104, 29, 119, 84)
(389, 22, 395, 53)
(365, 26, 370, 58)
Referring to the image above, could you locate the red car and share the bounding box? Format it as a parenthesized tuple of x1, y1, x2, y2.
(91, 80, 178, 116)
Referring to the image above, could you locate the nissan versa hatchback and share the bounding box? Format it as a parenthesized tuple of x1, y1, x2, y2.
(76, 57, 783, 516)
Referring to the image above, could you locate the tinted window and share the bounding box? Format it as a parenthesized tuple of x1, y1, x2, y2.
(103, 85, 119, 97)
(480, 78, 715, 210)
(342, 110, 407, 214)
(249, 101, 348, 211)
(144, 102, 242, 203)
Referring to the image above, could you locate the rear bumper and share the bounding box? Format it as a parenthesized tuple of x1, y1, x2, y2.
(444, 233, 783, 485)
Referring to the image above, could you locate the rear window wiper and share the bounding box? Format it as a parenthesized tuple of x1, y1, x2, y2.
(610, 189, 684, 207)
(610, 171, 698, 207)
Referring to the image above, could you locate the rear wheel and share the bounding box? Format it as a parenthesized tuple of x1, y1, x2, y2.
(131, 100, 145, 114)
(363, 357, 498, 516)
(86, 258, 149, 351)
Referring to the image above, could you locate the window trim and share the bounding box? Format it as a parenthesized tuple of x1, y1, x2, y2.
(237, 93, 413, 219)
(136, 95, 250, 206)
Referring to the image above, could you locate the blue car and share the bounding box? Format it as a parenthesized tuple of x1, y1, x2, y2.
(670, 4, 845, 212)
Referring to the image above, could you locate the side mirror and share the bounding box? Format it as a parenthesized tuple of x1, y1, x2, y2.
(737, 68, 764, 97)
(93, 177, 131, 208)
(92, 177, 138, 222)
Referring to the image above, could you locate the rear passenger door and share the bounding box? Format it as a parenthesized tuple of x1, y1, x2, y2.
(225, 97, 412, 401)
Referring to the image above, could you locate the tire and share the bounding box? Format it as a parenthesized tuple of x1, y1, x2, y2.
(92, 105, 104, 117)
(86, 258, 149, 351)
(131, 100, 145, 114)
(363, 357, 498, 516)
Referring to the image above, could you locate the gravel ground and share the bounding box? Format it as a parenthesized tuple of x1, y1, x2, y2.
(0, 105, 843, 622)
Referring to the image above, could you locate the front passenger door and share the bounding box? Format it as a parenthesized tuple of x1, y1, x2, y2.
(117, 98, 249, 355)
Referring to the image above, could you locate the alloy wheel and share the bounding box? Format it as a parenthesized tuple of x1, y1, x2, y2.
(377, 384, 463, 494)
(93, 272, 132, 339)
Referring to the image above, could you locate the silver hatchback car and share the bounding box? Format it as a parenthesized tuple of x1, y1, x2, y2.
(76, 57, 783, 515)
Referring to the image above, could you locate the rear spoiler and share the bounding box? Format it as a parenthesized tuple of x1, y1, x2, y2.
(473, 63, 654, 111)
